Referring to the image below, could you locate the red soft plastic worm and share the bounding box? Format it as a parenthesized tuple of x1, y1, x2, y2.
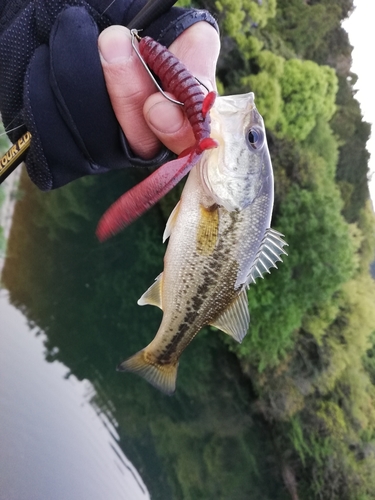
(139, 36, 216, 147)
(96, 37, 218, 242)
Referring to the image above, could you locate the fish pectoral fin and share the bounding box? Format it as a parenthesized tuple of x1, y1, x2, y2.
(196, 204, 219, 255)
(163, 200, 181, 243)
(210, 288, 250, 343)
(118, 349, 178, 396)
(243, 228, 288, 288)
(137, 273, 163, 309)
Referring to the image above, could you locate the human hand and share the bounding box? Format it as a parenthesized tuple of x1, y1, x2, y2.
(98, 22, 220, 160)
(0, 1, 218, 190)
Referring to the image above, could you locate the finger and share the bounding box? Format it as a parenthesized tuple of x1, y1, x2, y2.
(144, 22, 220, 154)
(144, 93, 195, 156)
(98, 26, 160, 159)
(169, 22, 220, 91)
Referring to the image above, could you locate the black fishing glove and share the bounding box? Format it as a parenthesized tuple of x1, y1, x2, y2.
(0, 0, 217, 190)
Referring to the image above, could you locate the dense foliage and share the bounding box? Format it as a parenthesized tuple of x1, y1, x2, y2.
(198, 0, 375, 497)
(3, 0, 375, 498)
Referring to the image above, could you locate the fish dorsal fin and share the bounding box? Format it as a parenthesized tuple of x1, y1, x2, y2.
(210, 288, 250, 343)
(137, 273, 163, 309)
(244, 228, 288, 288)
(163, 201, 181, 243)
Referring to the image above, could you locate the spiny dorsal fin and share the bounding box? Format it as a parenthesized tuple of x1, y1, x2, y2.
(118, 349, 178, 396)
(137, 273, 163, 309)
(244, 228, 288, 288)
(210, 288, 250, 343)
(163, 201, 181, 243)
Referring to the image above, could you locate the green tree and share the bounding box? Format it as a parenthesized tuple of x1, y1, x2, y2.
(242, 53, 338, 141)
(241, 50, 284, 128)
(277, 59, 338, 140)
(267, 0, 350, 60)
(330, 75, 371, 222)
(244, 71, 282, 129)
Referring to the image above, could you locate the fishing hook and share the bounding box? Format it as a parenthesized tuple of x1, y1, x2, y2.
(131, 29, 184, 106)
(130, 29, 210, 104)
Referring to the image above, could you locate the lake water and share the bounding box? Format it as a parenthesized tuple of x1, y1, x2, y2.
(0, 290, 149, 500)
(0, 170, 289, 499)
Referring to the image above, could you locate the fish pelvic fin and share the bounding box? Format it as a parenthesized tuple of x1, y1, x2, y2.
(210, 288, 250, 343)
(118, 349, 178, 396)
(137, 273, 163, 309)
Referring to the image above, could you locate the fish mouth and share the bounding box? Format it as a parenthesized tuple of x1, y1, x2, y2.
(249, 106, 264, 129)
(214, 92, 255, 112)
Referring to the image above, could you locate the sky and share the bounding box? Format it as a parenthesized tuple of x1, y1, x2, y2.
(342, 0, 375, 205)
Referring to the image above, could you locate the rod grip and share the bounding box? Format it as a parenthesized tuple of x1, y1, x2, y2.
(0, 132, 31, 184)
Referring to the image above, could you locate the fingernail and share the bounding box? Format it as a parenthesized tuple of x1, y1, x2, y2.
(147, 101, 185, 134)
(98, 26, 132, 63)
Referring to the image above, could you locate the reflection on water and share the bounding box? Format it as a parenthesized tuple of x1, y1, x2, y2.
(0, 171, 289, 499)
(0, 290, 149, 500)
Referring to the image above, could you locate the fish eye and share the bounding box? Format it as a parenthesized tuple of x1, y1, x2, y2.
(246, 127, 264, 150)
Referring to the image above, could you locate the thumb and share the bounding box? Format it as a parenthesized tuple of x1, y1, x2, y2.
(143, 22, 220, 155)
(98, 26, 160, 159)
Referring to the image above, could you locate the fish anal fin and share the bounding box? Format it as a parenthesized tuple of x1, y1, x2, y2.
(163, 201, 181, 243)
(210, 288, 250, 343)
(137, 273, 163, 309)
(241, 228, 288, 288)
(118, 349, 178, 396)
(196, 204, 219, 255)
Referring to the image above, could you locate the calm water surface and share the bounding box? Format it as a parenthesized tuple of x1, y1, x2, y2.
(0, 171, 288, 499)
(0, 291, 149, 500)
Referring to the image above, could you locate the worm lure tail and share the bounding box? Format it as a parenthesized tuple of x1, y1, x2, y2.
(96, 34, 218, 241)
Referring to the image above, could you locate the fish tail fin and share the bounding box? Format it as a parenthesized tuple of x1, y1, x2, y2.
(117, 349, 178, 396)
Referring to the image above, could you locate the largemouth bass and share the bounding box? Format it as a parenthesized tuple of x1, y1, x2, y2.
(118, 92, 287, 394)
